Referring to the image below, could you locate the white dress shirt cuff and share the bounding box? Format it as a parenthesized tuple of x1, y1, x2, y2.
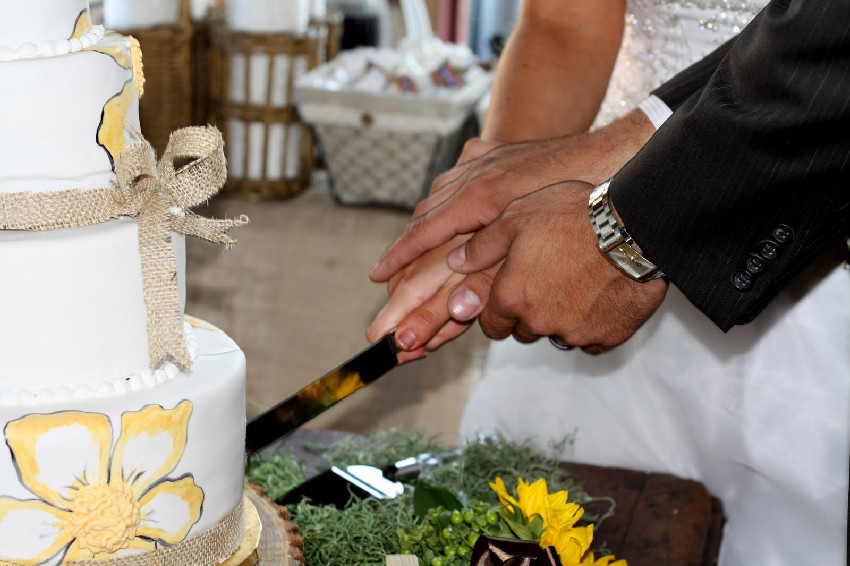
(638, 95, 674, 131)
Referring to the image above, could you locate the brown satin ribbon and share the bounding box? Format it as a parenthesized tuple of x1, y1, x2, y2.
(470, 536, 562, 566)
(0, 126, 247, 368)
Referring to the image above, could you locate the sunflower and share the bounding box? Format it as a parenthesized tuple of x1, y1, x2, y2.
(490, 476, 627, 566)
(0, 402, 202, 564)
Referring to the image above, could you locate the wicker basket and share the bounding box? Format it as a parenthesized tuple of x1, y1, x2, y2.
(118, 0, 194, 157)
(207, 20, 321, 200)
(296, 65, 491, 209)
(309, 9, 344, 65)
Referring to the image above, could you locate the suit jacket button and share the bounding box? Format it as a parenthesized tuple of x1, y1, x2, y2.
(745, 253, 766, 274)
(772, 224, 793, 243)
(758, 240, 779, 260)
(732, 270, 754, 291)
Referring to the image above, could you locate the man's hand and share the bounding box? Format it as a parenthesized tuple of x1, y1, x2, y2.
(444, 181, 668, 350)
(369, 110, 655, 285)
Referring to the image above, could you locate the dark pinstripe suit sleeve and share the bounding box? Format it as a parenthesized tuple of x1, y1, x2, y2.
(609, 0, 850, 331)
(651, 37, 734, 110)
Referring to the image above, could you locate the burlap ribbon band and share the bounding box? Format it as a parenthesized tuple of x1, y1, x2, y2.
(0, 126, 246, 368)
(0, 499, 245, 566)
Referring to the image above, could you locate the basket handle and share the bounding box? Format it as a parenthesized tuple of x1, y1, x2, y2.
(179, 0, 193, 30)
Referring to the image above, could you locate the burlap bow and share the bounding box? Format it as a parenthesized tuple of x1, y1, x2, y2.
(0, 125, 246, 368)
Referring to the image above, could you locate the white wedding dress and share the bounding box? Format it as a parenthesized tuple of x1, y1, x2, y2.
(459, 2, 850, 565)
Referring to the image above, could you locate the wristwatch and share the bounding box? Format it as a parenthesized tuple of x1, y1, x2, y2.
(588, 180, 665, 281)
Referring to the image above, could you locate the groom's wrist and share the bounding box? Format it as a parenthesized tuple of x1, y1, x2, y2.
(588, 180, 665, 281)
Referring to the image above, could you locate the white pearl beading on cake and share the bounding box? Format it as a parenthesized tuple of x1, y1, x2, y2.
(0, 24, 105, 62)
(0, 324, 200, 406)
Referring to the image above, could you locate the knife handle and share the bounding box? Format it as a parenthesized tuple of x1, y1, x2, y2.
(383, 447, 464, 481)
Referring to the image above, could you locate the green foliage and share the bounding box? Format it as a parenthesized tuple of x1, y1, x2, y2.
(244, 429, 616, 565)
(499, 504, 545, 542)
(396, 500, 505, 566)
(291, 493, 418, 566)
(314, 428, 449, 469)
(244, 452, 305, 501)
(413, 479, 463, 519)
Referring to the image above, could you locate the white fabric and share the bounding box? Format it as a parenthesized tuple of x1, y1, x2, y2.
(638, 95, 673, 131)
(460, 1, 850, 565)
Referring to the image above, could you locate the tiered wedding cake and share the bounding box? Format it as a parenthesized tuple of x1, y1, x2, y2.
(0, 2, 248, 564)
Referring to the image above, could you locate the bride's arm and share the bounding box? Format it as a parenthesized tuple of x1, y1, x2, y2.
(483, 0, 626, 141)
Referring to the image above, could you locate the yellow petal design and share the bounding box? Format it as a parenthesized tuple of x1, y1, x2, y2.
(128, 36, 145, 97)
(0, 497, 73, 564)
(97, 80, 135, 163)
(136, 476, 203, 544)
(63, 536, 156, 562)
(5, 412, 111, 508)
(87, 31, 133, 69)
(184, 315, 221, 331)
(110, 402, 193, 498)
(70, 9, 93, 40)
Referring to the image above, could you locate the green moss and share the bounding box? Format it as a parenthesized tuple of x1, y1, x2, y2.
(245, 429, 615, 565)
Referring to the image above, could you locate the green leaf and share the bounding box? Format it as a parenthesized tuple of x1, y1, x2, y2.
(413, 479, 463, 519)
(527, 515, 545, 541)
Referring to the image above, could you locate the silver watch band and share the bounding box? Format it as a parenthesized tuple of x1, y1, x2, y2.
(589, 180, 665, 281)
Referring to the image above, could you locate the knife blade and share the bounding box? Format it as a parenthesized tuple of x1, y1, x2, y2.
(245, 333, 400, 455)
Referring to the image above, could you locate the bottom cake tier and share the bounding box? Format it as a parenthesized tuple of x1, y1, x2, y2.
(0, 318, 246, 565)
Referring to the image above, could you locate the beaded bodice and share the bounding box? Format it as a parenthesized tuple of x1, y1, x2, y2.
(593, 0, 768, 127)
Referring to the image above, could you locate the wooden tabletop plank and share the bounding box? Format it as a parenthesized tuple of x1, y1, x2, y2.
(563, 462, 724, 566)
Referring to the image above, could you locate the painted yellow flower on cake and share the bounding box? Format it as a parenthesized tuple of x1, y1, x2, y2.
(0, 402, 202, 564)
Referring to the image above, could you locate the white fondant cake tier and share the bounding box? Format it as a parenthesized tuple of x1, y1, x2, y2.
(0, 9, 249, 565)
(104, 0, 183, 30)
(0, 322, 247, 564)
(0, 32, 141, 193)
(0, 1, 90, 51)
(0, 219, 186, 392)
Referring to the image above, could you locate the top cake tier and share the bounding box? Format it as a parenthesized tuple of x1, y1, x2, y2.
(0, 0, 93, 51)
(0, 7, 143, 193)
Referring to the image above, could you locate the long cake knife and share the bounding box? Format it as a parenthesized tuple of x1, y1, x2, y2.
(245, 333, 400, 455)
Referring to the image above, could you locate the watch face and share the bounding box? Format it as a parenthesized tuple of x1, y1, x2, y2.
(607, 244, 656, 280)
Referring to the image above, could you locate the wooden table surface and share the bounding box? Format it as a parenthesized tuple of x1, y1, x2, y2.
(563, 462, 723, 566)
(264, 430, 724, 566)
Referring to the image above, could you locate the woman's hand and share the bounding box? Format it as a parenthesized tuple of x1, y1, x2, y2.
(367, 237, 472, 361)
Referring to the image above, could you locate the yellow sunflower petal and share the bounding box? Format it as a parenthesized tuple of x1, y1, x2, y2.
(6, 412, 111, 508)
(110, 401, 193, 498)
(517, 478, 551, 522)
(547, 524, 594, 565)
(136, 476, 203, 544)
(0, 497, 73, 564)
(489, 477, 519, 510)
(546, 500, 584, 531)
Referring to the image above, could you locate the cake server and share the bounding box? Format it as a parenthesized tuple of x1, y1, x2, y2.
(277, 448, 463, 508)
(245, 333, 400, 455)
